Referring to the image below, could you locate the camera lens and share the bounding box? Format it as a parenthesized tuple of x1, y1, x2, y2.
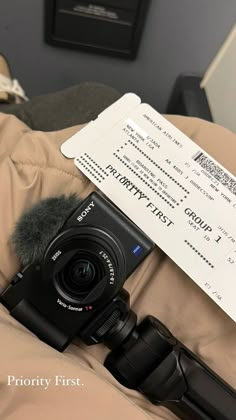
(59, 253, 103, 298)
(46, 226, 126, 306)
(68, 260, 96, 291)
(71, 260, 95, 286)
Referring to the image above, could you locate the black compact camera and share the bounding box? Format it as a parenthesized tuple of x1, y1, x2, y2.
(0, 192, 154, 351)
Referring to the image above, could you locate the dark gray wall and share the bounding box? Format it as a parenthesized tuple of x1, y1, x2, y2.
(0, 1, 235, 112)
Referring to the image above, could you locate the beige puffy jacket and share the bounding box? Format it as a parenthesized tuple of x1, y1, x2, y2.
(0, 112, 236, 420)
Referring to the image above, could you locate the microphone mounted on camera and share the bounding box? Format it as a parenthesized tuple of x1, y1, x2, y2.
(11, 194, 81, 267)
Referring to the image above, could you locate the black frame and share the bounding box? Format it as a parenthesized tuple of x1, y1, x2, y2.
(44, 0, 150, 59)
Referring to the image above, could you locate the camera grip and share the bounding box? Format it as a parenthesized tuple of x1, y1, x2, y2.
(10, 299, 70, 351)
(105, 315, 236, 420)
(139, 343, 236, 420)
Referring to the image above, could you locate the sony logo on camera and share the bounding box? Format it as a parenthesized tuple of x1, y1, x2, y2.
(76, 200, 95, 222)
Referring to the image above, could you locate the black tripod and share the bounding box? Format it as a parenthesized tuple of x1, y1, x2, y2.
(79, 288, 236, 420)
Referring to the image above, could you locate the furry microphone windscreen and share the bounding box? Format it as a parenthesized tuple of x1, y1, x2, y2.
(11, 194, 81, 267)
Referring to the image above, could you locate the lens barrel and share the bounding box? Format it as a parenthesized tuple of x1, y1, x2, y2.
(42, 226, 126, 307)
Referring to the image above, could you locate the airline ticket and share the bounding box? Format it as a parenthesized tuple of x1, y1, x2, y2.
(61, 94, 236, 322)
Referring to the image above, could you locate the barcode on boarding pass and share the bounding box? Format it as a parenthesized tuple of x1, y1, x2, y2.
(193, 151, 236, 196)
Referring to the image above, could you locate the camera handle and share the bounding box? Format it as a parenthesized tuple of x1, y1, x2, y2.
(79, 289, 236, 420)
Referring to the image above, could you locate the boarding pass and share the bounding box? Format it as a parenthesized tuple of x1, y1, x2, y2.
(61, 93, 236, 322)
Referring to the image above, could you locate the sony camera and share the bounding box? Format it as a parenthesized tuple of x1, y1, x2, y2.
(1, 192, 236, 419)
(0, 192, 154, 351)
